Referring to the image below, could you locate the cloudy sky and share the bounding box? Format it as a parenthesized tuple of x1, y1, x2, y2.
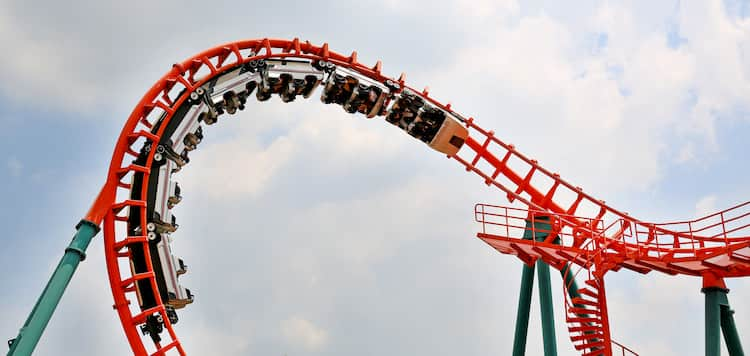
(2, 0, 750, 355)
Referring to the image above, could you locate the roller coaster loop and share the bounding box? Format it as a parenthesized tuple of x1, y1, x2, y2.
(7, 38, 748, 356)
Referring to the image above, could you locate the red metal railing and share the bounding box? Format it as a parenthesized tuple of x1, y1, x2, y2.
(612, 340, 639, 356)
(474, 202, 750, 274)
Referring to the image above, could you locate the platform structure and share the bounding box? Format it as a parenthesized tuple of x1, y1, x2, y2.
(474, 204, 748, 356)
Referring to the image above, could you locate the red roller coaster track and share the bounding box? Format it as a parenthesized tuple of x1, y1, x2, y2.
(80, 38, 748, 356)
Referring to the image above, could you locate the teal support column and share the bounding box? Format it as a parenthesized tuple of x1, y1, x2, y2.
(7, 220, 99, 356)
(512, 263, 536, 356)
(713, 288, 745, 356)
(704, 287, 725, 356)
(537, 259, 558, 356)
(511, 217, 560, 356)
(531, 217, 558, 356)
(721, 305, 745, 356)
(511, 216, 558, 356)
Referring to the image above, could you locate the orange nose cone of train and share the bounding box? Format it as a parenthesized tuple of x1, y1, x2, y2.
(429, 117, 469, 156)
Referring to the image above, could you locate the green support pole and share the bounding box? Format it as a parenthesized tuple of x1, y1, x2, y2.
(7, 220, 99, 356)
(721, 305, 745, 356)
(511, 217, 562, 356)
(530, 217, 558, 356)
(511, 217, 559, 356)
(704, 287, 725, 356)
(537, 259, 558, 356)
(512, 218, 552, 356)
(512, 262, 536, 356)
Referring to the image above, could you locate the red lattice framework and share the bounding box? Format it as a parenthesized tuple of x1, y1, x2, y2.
(83, 38, 750, 355)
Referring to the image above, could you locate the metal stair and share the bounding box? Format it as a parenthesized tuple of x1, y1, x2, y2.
(565, 276, 610, 356)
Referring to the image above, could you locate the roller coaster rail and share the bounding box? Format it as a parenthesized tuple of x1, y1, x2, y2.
(6, 37, 747, 356)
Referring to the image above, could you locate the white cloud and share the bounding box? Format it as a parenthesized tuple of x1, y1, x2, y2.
(4, 1, 750, 356)
(280, 316, 329, 351)
(7, 156, 22, 177)
(0, 9, 99, 111)
(179, 102, 407, 200)
(383, 0, 519, 21)
(672, 1, 750, 150)
(184, 128, 295, 199)
(426, 0, 750, 198)
(180, 321, 252, 355)
(695, 194, 718, 217)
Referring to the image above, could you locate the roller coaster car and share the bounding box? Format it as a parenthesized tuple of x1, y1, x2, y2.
(190, 88, 221, 126)
(321, 73, 359, 105)
(167, 106, 204, 153)
(424, 110, 467, 156)
(222, 91, 244, 114)
(257, 59, 324, 102)
(343, 72, 391, 118)
(152, 164, 178, 225)
(148, 212, 178, 234)
(193, 64, 259, 121)
(175, 257, 187, 276)
(386, 91, 468, 156)
(256, 75, 283, 102)
(409, 107, 444, 143)
(167, 181, 182, 208)
(385, 90, 424, 128)
(182, 126, 203, 152)
(145, 231, 194, 310)
(346, 84, 387, 117)
(206, 64, 260, 105)
(155, 238, 194, 309)
(321, 73, 345, 104)
(138, 216, 194, 310)
(198, 107, 219, 125)
(281, 75, 322, 103)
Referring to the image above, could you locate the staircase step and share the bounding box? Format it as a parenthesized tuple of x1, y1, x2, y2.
(584, 279, 600, 289)
(567, 317, 600, 324)
(569, 307, 601, 316)
(575, 340, 606, 351)
(582, 346, 607, 356)
(569, 325, 601, 333)
(571, 297, 598, 307)
(571, 332, 603, 342)
(578, 287, 599, 298)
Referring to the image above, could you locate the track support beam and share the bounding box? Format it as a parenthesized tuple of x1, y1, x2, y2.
(703, 279, 745, 356)
(7, 220, 100, 356)
(511, 217, 558, 356)
(704, 287, 723, 356)
(721, 303, 745, 356)
(537, 258, 558, 356)
(512, 262, 536, 355)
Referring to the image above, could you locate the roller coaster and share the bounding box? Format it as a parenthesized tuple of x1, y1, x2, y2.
(6, 38, 748, 356)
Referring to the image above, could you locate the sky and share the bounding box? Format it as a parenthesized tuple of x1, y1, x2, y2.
(1, 0, 750, 355)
